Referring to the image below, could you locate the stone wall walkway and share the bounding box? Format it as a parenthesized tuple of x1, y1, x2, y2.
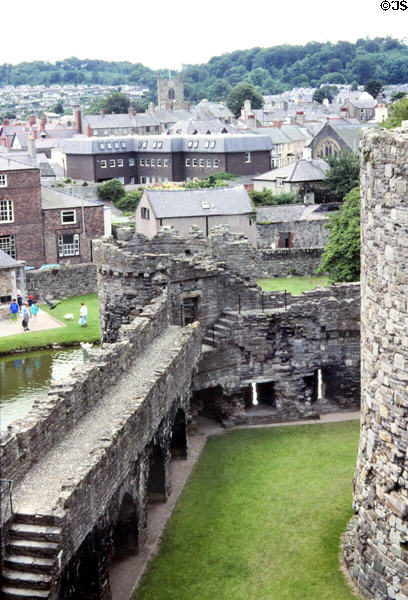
(109, 410, 360, 600)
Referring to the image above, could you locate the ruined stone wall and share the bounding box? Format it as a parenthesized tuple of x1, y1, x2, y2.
(344, 125, 408, 599)
(194, 283, 360, 423)
(257, 219, 329, 248)
(26, 263, 97, 302)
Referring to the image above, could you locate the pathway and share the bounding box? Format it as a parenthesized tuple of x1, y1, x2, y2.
(0, 310, 64, 339)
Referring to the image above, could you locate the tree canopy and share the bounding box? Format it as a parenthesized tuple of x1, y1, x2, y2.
(312, 85, 338, 104)
(97, 179, 126, 204)
(226, 82, 264, 117)
(364, 80, 383, 98)
(383, 97, 408, 129)
(318, 187, 360, 283)
(323, 153, 360, 202)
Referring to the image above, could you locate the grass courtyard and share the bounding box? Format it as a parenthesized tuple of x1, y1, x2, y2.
(133, 421, 360, 600)
(0, 293, 100, 354)
(256, 276, 329, 295)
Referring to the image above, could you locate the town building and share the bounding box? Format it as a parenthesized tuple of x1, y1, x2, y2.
(62, 134, 273, 185)
(136, 185, 257, 245)
(252, 158, 329, 201)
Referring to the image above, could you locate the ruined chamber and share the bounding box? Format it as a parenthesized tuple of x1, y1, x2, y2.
(344, 125, 408, 598)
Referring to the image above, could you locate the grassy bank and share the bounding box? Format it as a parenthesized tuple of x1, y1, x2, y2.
(0, 294, 100, 354)
(133, 421, 360, 600)
(257, 275, 329, 295)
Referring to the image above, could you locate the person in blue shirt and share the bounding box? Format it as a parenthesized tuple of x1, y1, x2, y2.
(9, 299, 19, 323)
(22, 303, 30, 331)
(31, 302, 39, 319)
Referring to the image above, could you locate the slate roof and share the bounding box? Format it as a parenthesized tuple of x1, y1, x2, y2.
(166, 119, 240, 135)
(0, 248, 19, 269)
(41, 187, 103, 210)
(253, 158, 329, 183)
(83, 113, 160, 129)
(0, 155, 37, 171)
(256, 202, 339, 223)
(144, 185, 252, 219)
(62, 134, 273, 155)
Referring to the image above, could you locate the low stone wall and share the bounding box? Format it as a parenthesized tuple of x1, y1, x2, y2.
(26, 263, 97, 302)
(257, 219, 329, 248)
(0, 293, 170, 484)
(256, 247, 324, 277)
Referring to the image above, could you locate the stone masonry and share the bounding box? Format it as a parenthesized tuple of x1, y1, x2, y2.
(344, 125, 408, 599)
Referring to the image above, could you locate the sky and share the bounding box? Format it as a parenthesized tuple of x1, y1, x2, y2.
(2, 0, 407, 70)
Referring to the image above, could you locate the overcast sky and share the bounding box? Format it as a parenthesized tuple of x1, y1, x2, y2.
(3, 0, 407, 70)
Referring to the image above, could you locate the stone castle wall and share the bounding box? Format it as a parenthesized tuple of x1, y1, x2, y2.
(257, 219, 329, 249)
(344, 125, 408, 599)
(26, 263, 97, 302)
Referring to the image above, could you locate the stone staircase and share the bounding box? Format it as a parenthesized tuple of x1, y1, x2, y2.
(202, 311, 236, 348)
(1, 514, 61, 600)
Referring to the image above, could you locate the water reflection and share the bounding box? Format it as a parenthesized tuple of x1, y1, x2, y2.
(0, 348, 83, 430)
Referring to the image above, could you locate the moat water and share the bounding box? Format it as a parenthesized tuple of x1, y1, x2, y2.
(0, 348, 84, 430)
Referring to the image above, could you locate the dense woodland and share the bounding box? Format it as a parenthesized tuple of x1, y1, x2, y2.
(1, 37, 408, 104)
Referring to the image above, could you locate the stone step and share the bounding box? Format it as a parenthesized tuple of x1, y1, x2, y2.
(9, 523, 61, 543)
(216, 317, 234, 328)
(13, 513, 64, 528)
(213, 323, 231, 334)
(202, 336, 217, 347)
(4, 554, 55, 574)
(1, 568, 52, 591)
(6, 539, 59, 558)
(1, 586, 49, 599)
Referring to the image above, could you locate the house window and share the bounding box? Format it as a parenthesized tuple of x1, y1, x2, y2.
(114, 142, 120, 149)
(140, 158, 145, 166)
(205, 141, 210, 148)
(163, 158, 169, 167)
(117, 159, 124, 167)
(140, 176, 146, 184)
(100, 160, 107, 168)
(141, 207, 150, 219)
(109, 159, 116, 167)
(61, 209, 76, 224)
(245, 152, 251, 163)
(98, 143, 105, 150)
(151, 158, 156, 167)
(192, 158, 197, 167)
(185, 159, 191, 167)
(145, 158, 150, 166)
(129, 158, 135, 166)
(199, 159, 204, 167)
(0, 234, 16, 258)
(58, 233, 80, 257)
(213, 159, 219, 168)
(0, 199, 13, 223)
(276, 178, 284, 187)
(157, 159, 162, 167)
(206, 158, 211, 167)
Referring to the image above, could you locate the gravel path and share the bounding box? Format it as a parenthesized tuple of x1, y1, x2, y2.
(13, 326, 182, 515)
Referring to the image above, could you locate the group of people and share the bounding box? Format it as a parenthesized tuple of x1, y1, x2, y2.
(9, 290, 39, 332)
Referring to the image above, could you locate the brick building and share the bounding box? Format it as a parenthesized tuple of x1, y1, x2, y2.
(0, 157, 106, 269)
(62, 134, 273, 184)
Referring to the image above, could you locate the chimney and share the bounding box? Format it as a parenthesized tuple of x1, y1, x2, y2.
(40, 121, 45, 132)
(28, 114, 37, 126)
(247, 114, 256, 129)
(33, 129, 38, 139)
(148, 102, 155, 114)
(3, 118, 9, 126)
(283, 100, 288, 111)
(272, 120, 281, 128)
(295, 111, 305, 126)
(75, 107, 82, 133)
(28, 134, 36, 160)
(241, 108, 246, 120)
(244, 99, 251, 114)
(99, 109, 105, 117)
(128, 105, 136, 116)
(87, 124, 92, 137)
(340, 107, 348, 119)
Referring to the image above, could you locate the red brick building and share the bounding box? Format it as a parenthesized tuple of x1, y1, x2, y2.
(0, 157, 106, 269)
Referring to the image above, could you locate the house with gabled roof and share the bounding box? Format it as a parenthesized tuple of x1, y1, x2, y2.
(252, 158, 329, 200)
(135, 185, 257, 245)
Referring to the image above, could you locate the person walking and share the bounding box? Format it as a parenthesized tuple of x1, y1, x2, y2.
(16, 288, 23, 313)
(31, 301, 39, 319)
(22, 302, 30, 331)
(79, 302, 88, 327)
(9, 298, 19, 323)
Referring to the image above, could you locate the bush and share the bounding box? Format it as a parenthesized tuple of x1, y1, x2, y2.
(115, 189, 143, 214)
(249, 188, 297, 206)
(64, 177, 72, 183)
(97, 179, 126, 205)
(82, 181, 88, 186)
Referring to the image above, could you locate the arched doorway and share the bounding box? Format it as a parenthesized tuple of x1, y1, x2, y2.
(114, 492, 139, 557)
(171, 408, 187, 459)
(147, 445, 167, 503)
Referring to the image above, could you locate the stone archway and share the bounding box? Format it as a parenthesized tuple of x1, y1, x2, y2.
(171, 408, 188, 459)
(147, 445, 167, 503)
(113, 492, 140, 557)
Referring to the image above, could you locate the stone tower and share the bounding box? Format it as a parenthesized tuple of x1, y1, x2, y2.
(344, 123, 408, 599)
(157, 73, 184, 110)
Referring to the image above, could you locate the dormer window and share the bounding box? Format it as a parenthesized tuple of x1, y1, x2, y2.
(114, 142, 120, 149)
(142, 141, 147, 148)
(204, 141, 210, 148)
(188, 140, 193, 148)
(157, 141, 163, 148)
(99, 143, 105, 150)
(121, 142, 127, 149)
(210, 141, 216, 148)
(193, 141, 199, 148)
(106, 142, 112, 149)
(153, 141, 157, 148)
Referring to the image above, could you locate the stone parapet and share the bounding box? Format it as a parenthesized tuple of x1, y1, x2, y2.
(26, 263, 97, 302)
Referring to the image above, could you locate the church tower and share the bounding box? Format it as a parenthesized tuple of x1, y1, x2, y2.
(157, 73, 184, 110)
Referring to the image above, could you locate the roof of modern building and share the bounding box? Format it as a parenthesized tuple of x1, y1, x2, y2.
(143, 185, 252, 219)
(253, 158, 329, 183)
(62, 133, 273, 155)
(41, 186, 103, 210)
(165, 119, 240, 135)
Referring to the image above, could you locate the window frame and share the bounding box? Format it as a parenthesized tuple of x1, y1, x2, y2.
(0, 234, 16, 258)
(100, 160, 107, 168)
(0, 199, 14, 223)
(58, 233, 80, 257)
(61, 209, 76, 225)
(141, 207, 150, 220)
(129, 158, 135, 166)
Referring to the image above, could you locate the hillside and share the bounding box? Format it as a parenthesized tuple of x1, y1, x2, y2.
(1, 37, 407, 103)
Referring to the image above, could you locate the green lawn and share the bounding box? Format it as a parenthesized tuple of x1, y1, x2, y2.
(134, 422, 360, 600)
(257, 276, 329, 295)
(0, 294, 100, 355)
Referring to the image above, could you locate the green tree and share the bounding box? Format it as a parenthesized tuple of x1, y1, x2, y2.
(383, 97, 408, 129)
(313, 85, 338, 104)
(364, 80, 383, 98)
(350, 81, 359, 91)
(97, 179, 126, 205)
(318, 187, 360, 283)
(324, 153, 360, 202)
(390, 91, 406, 102)
(226, 82, 264, 117)
(52, 101, 64, 114)
(249, 188, 297, 206)
(103, 92, 130, 114)
(115, 189, 143, 214)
